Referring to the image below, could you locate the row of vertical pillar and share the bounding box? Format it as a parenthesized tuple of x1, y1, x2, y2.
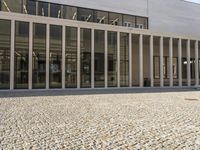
(8, 19, 200, 90)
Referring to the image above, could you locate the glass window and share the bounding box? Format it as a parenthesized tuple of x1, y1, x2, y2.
(49, 25, 62, 88)
(120, 32, 129, 87)
(66, 26, 77, 88)
(108, 31, 117, 87)
(80, 28, 91, 88)
(50, 3, 61, 18)
(109, 13, 122, 26)
(182, 58, 187, 79)
(77, 8, 93, 22)
(93, 10, 108, 24)
(123, 15, 136, 28)
(63, 6, 77, 20)
(0, 19, 11, 89)
(25, 0, 36, 15)
(32, 23, 46, 89)
(191, 58, 195, 79)
(38, 1, 48, 17)
(173, 57, 178, 79)
(154, 56, 160, 79)
(94, 30, 105, 87)
(136, 17, 148, 29)
(14, 21, 29, 89)
(1, 0, 23, 13)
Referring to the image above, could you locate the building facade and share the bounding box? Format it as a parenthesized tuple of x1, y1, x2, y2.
(0, 0, 200, 90)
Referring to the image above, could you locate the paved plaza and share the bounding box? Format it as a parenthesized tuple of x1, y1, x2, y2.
(0, 88, 200, 149)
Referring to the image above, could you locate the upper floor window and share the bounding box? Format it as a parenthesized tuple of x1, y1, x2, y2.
(50, 3, 61, 18)
(94, 10, 108, 24)
(77, 8, 93, 22)
(38, 1, 48, 17)
(63, 6, 77, 20)
(1, 0, 23, 13)
(109, 12, 123, 26)
(0, 0, 148, 29)
(25, 0, 36, 15)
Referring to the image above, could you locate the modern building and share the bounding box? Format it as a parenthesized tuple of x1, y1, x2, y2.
(0, 0, 200, 90)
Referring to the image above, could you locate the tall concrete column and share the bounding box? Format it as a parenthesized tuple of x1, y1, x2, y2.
(46, 24, 50, 89)
(10, 20, 15, 90)
(105, 30, 108, 88)
(117, 32, 120, 88)
(62, 26, 66, 89)
(195, 40, 199, 86)
(139, 34, 143, 87)
(178, 39, 182, 87)
(28, 21, 33, 90)
(150, 35, 154, 87)
(169, 37, 173, 87)
(187, 40, 191, 86)
(129, 33, 132, 87)
(160, 37, 164, 87)
(77, 27, 81, 89)
(91, 29, 95, 88)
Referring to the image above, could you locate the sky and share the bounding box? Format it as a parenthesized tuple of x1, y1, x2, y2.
(186, 0, 200, 4)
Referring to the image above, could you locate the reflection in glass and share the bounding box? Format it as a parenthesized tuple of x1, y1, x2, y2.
(63, 6, 77, 20)
(136, 17, 148, 29)
(108, 31, 117, 87)
(191, 58, 195, 79)
(182, 58, 187, 79)
(173, 58, 178, 79)
(38, 1, 48, 17)
(0, 19, 10, 89)
(120, 33, 129, 87)
(25, 0, 36, 15)
(66, 26, 77, 88)
(94, 30, 105, 87)
(50, 3, 61, 18)
(123, 15, 136, 27)
(80, 28, 91, 88)
(49, 25, 62, 88)
(77, 8, 93, 22)
(154, 56, 160, 79)
(32, 23, 46, 89)
(14, 21, 29, 89)
(94, 11, 108, 24)
(1, 0, 22, 13)
(109, 13, 122, 26)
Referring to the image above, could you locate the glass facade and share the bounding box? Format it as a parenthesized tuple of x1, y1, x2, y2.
(32, 23, 46, 89)
(25, 0, 36, 15)
(0, 0, 148, 29)
(120, 32, 129, 87)
(0, 5, 199, 90)
(123, 15, 136, 27)
(94, 10, 108, 24)
(14, 21, 29, 89)
(38, 1, 48, 17)
(108, 31, 117, 87)
(50, 3, 61, 18)
(49, 25, 62, 88)
(109, 13, 123, 26)
(94, 30, 105, 87)
(77, 8, 93, 22)
(63, 6, 77, 20)
(0, 19, 10, 89)
(80, 28, 91, 88)
(1, 0, 23, 13)
(65, 26, 77, 88)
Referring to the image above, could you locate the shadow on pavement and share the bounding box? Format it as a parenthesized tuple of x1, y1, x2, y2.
(0, 87, 200, 98)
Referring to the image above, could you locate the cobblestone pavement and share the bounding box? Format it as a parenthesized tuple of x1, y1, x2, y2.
(0, 89, 200, 149)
